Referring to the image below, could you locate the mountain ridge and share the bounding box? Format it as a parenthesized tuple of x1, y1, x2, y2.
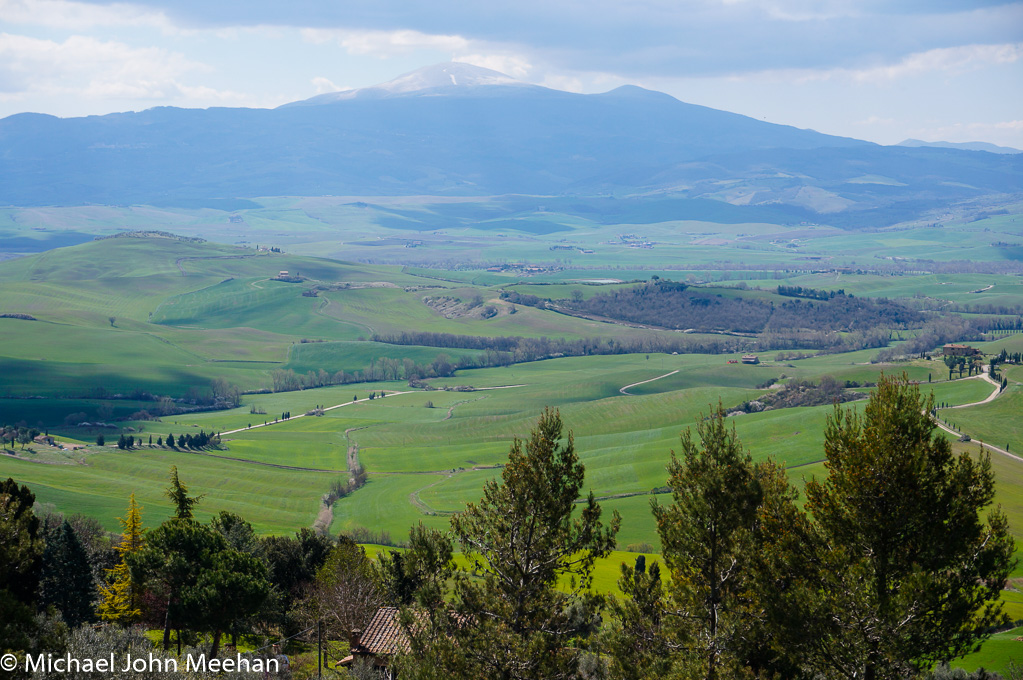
(0, 61, 1019, 226)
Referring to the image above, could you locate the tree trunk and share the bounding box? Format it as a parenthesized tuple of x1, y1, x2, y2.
(162, 598, 172, 650)
(210, 630, 222, 659)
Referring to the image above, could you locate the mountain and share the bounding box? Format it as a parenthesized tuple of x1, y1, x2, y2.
(0, 62, 1020, 227)
(896, 139, 1021, 155)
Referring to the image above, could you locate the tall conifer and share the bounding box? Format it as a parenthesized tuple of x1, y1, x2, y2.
(98, 493, 145, 624)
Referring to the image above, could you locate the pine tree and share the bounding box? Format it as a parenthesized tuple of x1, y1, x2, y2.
(802, 374, 1015, 677)
(98, 494, 145, 624)
(404, 407, 619, 679)
(647, 404, 793, 680)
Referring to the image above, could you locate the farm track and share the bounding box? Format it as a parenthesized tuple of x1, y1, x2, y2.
(933, 368, 1021, 463)
(444, 395, 488, 421)
(620, 370, 680, 395)
(344, 426, 368, 471)
(941, 369, 1002, 409)
(220, 390, 414, 435)
(408, 477, 455, 517)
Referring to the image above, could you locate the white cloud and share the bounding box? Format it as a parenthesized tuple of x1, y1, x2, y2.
(849, 43, 1023, 83)
(723, 42, 1023, 86)
(311, 76, 345, 94)
(0, 0, 177, 33)
(301, 28, 470, 57)
(539, 73, 585, 93)
(854, 115, 895, 126)
(0, 32, 248, 104)
(454, 53, 532, 79)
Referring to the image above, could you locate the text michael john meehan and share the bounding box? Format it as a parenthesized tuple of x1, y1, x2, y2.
(4, 652, 280, 674)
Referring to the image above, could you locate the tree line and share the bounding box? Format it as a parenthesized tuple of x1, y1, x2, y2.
(776, 284, 847, 300)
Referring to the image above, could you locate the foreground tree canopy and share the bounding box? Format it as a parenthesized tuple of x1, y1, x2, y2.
(0, 375, 1013, 680)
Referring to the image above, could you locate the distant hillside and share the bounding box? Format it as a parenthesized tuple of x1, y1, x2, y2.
(897, 139, 1021, 155)
(1, 62, 1021, 227)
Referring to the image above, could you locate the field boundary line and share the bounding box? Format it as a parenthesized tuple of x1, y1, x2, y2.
(174, 448, 345, 472)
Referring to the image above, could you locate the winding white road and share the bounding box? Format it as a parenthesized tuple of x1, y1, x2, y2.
(620, 370, 680, 395)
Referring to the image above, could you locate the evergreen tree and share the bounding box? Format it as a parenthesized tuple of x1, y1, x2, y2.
(183, 546, 270, 658)
(803, 374, 1015, 678)
(166, 465, 204, 520)
(128, 517, 226, 651)
(38, 520, 97, 627)
(0, 479, 44, 668)
(377, 522, 453, 608)
(97, 494, 145, 625)
(604, 558, 672, 680)
(402, 407, 619, 680)
(0, 478, 43, 605)
(648, 404, 793, 680)
(95, 434, 105, 446)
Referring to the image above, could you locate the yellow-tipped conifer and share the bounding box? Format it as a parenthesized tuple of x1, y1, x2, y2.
(97, 493, 145, 624)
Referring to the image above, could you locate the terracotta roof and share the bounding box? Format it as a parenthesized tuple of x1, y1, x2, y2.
(353, 607, 409, 656)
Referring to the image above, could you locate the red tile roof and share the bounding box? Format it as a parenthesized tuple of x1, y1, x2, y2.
(353, 607, 409, 656)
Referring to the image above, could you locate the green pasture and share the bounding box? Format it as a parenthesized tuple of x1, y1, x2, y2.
(0, 446, 329, 534)
(284, 341, 485, 374)
(954, 383, 1023, 454)
(955, 625, 1023, 674)
(0, 397, 157, 429)
(8, 345, 1015, 559)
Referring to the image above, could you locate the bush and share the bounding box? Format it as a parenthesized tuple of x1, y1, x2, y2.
(625, 542, 655, 553)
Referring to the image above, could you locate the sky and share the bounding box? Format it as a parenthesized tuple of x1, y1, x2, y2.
(1, 0, 1021, 148)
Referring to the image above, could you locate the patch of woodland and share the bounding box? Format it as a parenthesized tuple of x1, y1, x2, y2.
(727, 375, 867, 415)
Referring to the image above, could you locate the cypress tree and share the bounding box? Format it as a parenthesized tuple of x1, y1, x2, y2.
(38, 520, 97, 627)
(166, 466, 203, 520)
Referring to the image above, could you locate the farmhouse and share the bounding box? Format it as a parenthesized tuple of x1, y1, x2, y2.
(943, 344, 980, 357)
(278, 270, 289, 277)
(337, 607, 406, 678)
(741, 354, 760, 364)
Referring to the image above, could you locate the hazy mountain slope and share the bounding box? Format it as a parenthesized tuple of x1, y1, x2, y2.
(897, 139, 1021, 155)
(0, 62, 1019, 227)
